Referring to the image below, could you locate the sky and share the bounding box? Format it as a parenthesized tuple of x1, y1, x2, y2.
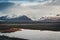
(0, 0, 60, 20)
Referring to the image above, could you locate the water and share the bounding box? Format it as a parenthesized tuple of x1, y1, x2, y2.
(0, 29, 60, 40)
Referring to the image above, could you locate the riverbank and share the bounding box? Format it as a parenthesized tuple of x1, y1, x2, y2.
(0, 35, 28, 40)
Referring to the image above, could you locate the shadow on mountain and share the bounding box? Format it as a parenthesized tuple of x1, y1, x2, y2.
(0, 35, 28, 40)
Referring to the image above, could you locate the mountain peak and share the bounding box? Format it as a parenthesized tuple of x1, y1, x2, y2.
(0, 15, 32, 22)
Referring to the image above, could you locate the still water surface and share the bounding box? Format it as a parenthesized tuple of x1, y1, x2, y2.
(0, 29, 60, 40)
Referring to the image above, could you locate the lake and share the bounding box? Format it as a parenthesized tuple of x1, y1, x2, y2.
(0, 29, 60, 40)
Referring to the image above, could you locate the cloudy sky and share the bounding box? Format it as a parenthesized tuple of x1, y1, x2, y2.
(0, 0, 60, 20)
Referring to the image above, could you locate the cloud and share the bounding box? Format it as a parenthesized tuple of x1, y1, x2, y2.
(1, 4, 59, 20)
(43, 0, 60, 6)
(0, 0, 60, 20)
(0, 2, 14, 11)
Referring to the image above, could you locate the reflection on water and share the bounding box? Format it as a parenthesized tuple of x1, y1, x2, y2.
(0, 29, 60, 40)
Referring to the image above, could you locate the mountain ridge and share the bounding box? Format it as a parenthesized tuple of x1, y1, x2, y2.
(0, 15, 32, 22)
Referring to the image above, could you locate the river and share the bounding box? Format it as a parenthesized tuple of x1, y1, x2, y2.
(0, 29, 60, 40)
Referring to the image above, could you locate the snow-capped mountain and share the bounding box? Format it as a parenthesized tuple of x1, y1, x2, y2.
(0, 15, 32, 22)
(39, 16, 60, 22)
(0, 14, 60, 22)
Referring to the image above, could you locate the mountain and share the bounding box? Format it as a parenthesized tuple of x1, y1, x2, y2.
(39, 16, 60, 22)
(0, 16, 7, 20)
(0, 15, 32, 22)
(7, 15, 32, 22)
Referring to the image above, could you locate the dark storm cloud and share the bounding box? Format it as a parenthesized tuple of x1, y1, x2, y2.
(0, 2, 14, 11)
